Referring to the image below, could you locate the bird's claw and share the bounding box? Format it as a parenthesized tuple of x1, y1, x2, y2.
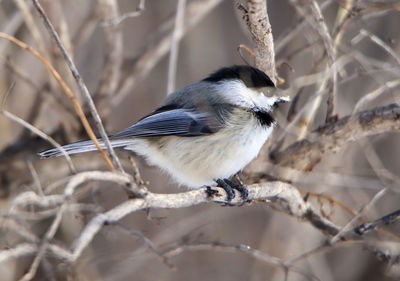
(215, 179, 248, 206)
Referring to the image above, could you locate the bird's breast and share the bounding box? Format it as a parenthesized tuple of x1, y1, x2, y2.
(125, 112, 274, 188)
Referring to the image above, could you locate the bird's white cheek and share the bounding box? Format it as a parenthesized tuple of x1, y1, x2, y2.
(216, 80, 275, 110)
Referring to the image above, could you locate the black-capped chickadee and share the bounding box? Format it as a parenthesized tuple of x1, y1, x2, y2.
(40, 65, 289, 203)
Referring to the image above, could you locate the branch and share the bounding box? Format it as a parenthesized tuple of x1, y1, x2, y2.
(167, 0, 186, 94)
(353, 208, 400, 236)
(163, 241, 320, 281)
(241, 0, 277, 83)
(101, 0, 146, 26)
(69, 179, 338, 262)
(0, 110, 76, 173)
(31, 0, 123, 172)
(96, 0, 123, 98)
(111, 0, 224, 108)
(271, 103, 400, 171)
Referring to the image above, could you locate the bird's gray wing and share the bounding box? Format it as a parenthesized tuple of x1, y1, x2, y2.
(110, 108, 219, 139)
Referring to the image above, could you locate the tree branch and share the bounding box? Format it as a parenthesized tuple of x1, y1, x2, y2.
(31, 0, 123, 172)
(69, 177, 338, 262)
(271, 103, 400, 171)
(241, 0, 277, 83)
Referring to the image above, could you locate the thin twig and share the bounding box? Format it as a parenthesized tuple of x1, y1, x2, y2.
(14, 0, 48, 60)
(109, 221, 172, 267)
(111, 0, 224, 108)
(353, 79, 400, 113)
(354, 209, 400, 235)
(163, 241, 321, 281)
(0, 12, 24, 54)
(237, 44, 255, 66)
(31, 0, 123, 172)
(7, 203, 101, 221)
(27, 161, 44, 196)
(72, 5, 98, 49)
(101, 0, 146, 27)
(352, 29, 400, 66)
(0, 109, 76, 173)
(18, 203, 66, 281)
(0, 243, 72, 264)
(275, 0, 331, 54)
(97, 0, 123, 98)
(360, 138, 400, 192)
(0, 32, 105, 171)
(330, 188, 387, 244)
(290, 0, 337, 132)
(0, 55, 78, 119)
(167, 0, 186, 95)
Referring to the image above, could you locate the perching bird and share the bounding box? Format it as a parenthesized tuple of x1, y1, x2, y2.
(40, 65, 289, 203)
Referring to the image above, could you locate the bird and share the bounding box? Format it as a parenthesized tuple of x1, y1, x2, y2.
(40, 65, 289, 203)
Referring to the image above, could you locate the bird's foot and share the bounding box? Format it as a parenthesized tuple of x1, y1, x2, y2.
(205, 186, 219, 198)
(215, 179, 248, 206)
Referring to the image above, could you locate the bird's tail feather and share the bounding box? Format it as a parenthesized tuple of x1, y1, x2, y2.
(39, 138, 131, 158)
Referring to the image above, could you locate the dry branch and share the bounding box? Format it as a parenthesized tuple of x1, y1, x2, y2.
(167, 0, 186, 94)
(162, 241, 320, 281)
(240, 0, 277, 83)
(271, 103, 400, 171)
(4, 171, 338, 265)
(31, 0, 123, 172)
(97, 0, 123, 98)
(69, 178, 338, 262)
(111, 0, 224, 107)
(0, 110, 76, 173)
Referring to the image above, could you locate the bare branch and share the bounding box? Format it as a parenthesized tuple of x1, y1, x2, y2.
(111, 0, 224, 107)
(163, 241, 321, 281)
(354, 79, 400, 113)
(330, 188, 387, 244)
(97, 0, 123, 98)
(352, 29, 400, 67)
(167, 0, 186, 95)
(14, 0, 48, 60)
(0, 31, 111, 170)
(271, 104, 400, 171)
(241, 0, 277, 82)
(101, 0, 146, 27)
(354, 208, 400, 236)
(290, 0, 337, 132)
(31, 0, 123, 172)
(0, 109, 76, 173)
(18, 202, 66, 281)
(69, 180, 338, 262)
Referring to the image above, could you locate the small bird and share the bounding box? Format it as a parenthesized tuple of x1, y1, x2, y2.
(40, 65, 288, 203)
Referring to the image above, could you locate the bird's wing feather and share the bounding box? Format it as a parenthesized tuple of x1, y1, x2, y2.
(110, 109, 218, 139)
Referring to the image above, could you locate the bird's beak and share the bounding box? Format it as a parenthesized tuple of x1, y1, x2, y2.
(273, 96, 290, 106)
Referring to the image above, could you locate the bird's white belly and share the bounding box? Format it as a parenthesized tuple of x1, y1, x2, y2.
(126, 120, 273, 188)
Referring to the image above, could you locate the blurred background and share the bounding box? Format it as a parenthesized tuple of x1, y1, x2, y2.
(0, 0, 399, 280)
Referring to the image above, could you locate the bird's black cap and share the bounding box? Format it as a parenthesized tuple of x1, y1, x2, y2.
(203, 65, 275, 88)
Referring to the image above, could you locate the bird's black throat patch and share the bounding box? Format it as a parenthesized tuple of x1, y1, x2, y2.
(253, 110, 274, 127)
